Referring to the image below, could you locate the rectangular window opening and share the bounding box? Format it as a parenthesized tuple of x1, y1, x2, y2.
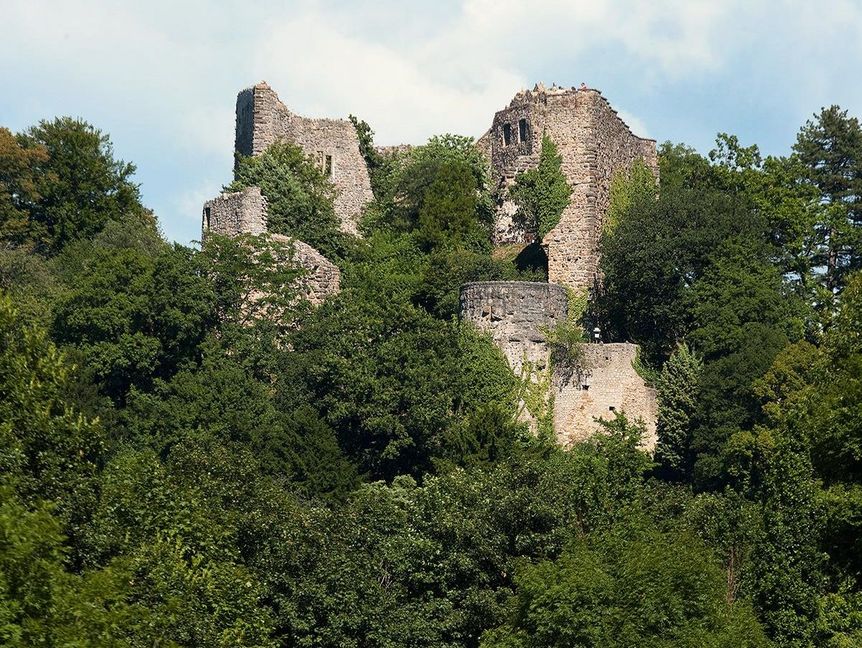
(518, 118, 527, 143)
(503, 123, 512, 146)
(204, 206, 211, 230)
(325, 155, 333, 177)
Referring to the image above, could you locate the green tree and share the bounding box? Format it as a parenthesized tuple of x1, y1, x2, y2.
(378, 134, 494, 252)
(16, 117, 149, 254)
(510, 134, 571, 240)
(794, 106, 862, 292)
(0, 294, 103, 550)
(481, 525, 769, 648)
(0, 127, 48, 247)
(230, 141, 346, 258)
(655, 343, 703, 478)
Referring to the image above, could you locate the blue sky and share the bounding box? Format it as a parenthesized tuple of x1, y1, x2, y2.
(3, 0, 862, 245)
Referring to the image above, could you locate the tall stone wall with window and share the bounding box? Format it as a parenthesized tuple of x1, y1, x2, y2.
(485, 84, 658, 292)
(235, 82, 374, 235)
(554, 343, 657, 451)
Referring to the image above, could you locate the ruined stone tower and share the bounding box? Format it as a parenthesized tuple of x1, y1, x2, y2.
(235, 82, 374, 235)
(468, 84, 658, 449)
(200, 80, 657, 449)
(478, 83, 658, 292)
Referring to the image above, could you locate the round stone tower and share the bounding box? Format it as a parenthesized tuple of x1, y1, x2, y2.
(459, 281, 568, 373)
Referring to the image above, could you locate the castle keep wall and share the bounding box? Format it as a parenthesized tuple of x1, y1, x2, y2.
(544, 91, 658, 291)
(459, 281, 568, 374)
(485, 85, 657, 291)
(235, 82, 374, 235)
(554, 343, 657, 451)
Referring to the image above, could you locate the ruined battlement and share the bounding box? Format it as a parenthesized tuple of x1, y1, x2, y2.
(235, 82, 373, 235)
(459, 281, 568, 373)
(204, 80, 658, 450)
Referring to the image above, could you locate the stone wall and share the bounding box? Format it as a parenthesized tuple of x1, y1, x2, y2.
(202, 186, 268, 238)
(459, 281, 568, 374)
(459, 282, 657, 451)
(553, 343, 657, 451)
(201, 187, 340, 305)
(269, 234, 341, 306)
(484, 84, 657, 291)
(235, 82, 374, 235)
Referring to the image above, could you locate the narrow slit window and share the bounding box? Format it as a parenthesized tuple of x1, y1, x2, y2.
(325, 155, 333, 177)
(204, 206, 211, 230)
(518, 118, 527, 143)
(503, 123, 512, 146)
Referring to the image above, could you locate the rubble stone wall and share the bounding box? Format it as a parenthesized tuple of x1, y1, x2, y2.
(202, 186, 267, 238)
(269, 234, 341, 306)
(201, 187, 340, 305)
(553, 343, 657, 451)
(235, 82, 374, 235)
(459, 281, 568, 374)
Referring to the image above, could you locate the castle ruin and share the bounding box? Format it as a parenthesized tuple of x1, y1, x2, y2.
(202, 186, 340, 306)
(202, 81, 658, 450)
(478, 83, 658, 291)
(235, 82, 374, 235)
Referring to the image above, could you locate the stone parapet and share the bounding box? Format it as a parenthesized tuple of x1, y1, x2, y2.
(459, 281, 568, 373)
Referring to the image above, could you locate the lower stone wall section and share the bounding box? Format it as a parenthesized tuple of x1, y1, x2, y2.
(202, 187, 340, 307)
(270, 234, 340, 306)
(459, 281, 568, 374)
(553, 343, 657, 451)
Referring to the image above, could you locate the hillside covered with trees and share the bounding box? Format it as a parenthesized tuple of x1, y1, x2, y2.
(1, 107, 861, 647)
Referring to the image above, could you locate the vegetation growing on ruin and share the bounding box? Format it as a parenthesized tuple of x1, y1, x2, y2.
(1, 106, 862, 646)
(510, 134, 571, 240)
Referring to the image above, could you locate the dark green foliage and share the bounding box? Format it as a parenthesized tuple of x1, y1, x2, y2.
(11, 118, 149, 254)
(285, 295, 517, 480)
(655, 343, 703, 478)
(7, 110, 862, 647)
(372, 134, 494, 252)
(510, 134, 571, 240)
(794, 106, 862, 292)
(51, 226, 215, 402)
(0, 294, 103, 548)
(230, 140, 347, 258)
(481, 525, 769, 648)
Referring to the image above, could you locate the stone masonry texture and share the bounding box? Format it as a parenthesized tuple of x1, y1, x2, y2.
(459, 281, 568, 374)
(554, 343, 657, 451)
(485, 83, 658, 292)
(235, 82, 374, 235)
(202, 187, 340, 306)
